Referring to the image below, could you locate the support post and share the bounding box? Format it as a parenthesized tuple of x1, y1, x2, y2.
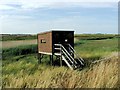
(60, 55, 62, 66)
(60, 45, 62, 66)
(50, 55, 53, 65)
(38, 53, 41, 64)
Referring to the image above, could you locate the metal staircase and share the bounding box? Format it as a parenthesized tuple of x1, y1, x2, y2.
(54, 44, 84, 70)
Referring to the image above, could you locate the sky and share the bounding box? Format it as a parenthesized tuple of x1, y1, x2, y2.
(0, 0, 118, 34)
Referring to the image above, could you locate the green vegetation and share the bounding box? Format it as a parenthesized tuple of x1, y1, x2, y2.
(2, 39, 37, 49)
(75, 38, 118, 59)
(2, 53, 119, 88)
(1, 34, 37, 41)
(2, 34, 119, 88)
(75, 34, 119, 40)
(1, 34, 120, 41)
(74, 38, 118, 67)
(2, 44, 37, 59)
(2, 38, 118, 66)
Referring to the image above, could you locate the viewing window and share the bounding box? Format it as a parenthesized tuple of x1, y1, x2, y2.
(41, 39, 46, 43)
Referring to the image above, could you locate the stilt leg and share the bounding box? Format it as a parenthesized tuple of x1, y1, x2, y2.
(50, 55, 53, 65)
(38, 53, 41, 64)
(60, 57, 62, 66)
(60, 55, 62, 66)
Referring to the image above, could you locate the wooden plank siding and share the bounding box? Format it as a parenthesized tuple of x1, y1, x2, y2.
(38, 31, 52, 55)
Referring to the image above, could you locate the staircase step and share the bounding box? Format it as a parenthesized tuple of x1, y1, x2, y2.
(54, 48, 61, 50)
(54, 43, 84, 70)
(62, 55, 73, 70)
(54, 53, 61, 56)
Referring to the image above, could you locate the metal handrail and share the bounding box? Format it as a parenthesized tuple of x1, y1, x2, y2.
(54, 44, 77, 65)
(60, 44, 77, 65)
(68, 48, 84, 65)
(68, 44, 84, 61)
(68, 44, 84, 64)
(62, 55, 73, 70)
(62, 50, 74, 64)
(54, 43, 85, 69)
(54, 44, 74, 69)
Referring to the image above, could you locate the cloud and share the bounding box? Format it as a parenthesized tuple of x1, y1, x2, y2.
(0, 0, 118, 10)
(1, 13, 117, 34)
(0, 15, 32, 20)
(0, 0, 118, 4)
(72, 2, 117, 8)
(0, 4, 17, 10)
(0, 0, 117, 34)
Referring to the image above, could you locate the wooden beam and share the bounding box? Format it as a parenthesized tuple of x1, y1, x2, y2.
(50, 55, 53, 65)
(38, 53, 41, 64)
(39, 51, 52, 55)
(60, 55, 62, 66)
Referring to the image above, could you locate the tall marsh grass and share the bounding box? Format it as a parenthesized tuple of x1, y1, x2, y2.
(2, 44, 37, 59)
(2, 36, 119, 88)
(2, 53, 119, 88)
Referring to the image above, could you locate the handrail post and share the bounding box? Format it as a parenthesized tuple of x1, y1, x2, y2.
(60, 44, 62, 66)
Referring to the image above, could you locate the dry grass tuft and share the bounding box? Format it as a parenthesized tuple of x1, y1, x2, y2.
(2, 53, 119, 88)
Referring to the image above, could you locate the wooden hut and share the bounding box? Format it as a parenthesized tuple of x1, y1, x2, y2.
(37, 30, 84, 70)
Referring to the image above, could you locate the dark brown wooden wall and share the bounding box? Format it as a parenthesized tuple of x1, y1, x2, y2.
(52, 31, 74, 47)
(52, 31, 74, 54)
(38, 32, 52, 54)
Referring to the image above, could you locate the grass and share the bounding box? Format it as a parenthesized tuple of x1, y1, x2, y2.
(1, 34, 119, 88)
(74, 38, 118, 67)
(1, 34, 37, 41)
(2, 53, 119, 88)
(2, 34, 120, 41)
(2, 44, 37, 59)
(75, 38, 118, 58)
(1, 39, 37, 49)
(2, 38, 118, 60)
(75, 34, 120, 40)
